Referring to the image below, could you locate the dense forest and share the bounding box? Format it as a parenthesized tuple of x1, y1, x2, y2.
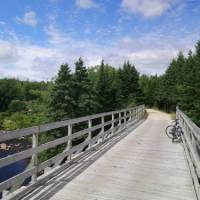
(0, 59, 141, 131)
(0, 40, 200, 131)
(140, 40, 200, 126)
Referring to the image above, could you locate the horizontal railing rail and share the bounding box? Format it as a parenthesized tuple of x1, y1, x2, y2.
(0, 105, 145, 199)
(176, 107, 200, 200)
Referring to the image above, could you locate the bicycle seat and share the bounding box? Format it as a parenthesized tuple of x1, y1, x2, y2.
(170, 119, 179, 125)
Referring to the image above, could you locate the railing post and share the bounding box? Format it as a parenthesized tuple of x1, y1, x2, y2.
(190, 128, 197, 150)
(88, 119, 92, 148)
(129, 108, 132, 121)
(101, 116, 105, 142)
(124, 111, 127, 127)
(135, 107, 137, 119)
(67, 124, 72, 160)
(119, 112, 121, 128)
(32, 131, 38, 183)
(143, 105, 145, 117)
(129, 109, 132, 121)
(139, 108, 141, 119)
(111, 114, 114, 135)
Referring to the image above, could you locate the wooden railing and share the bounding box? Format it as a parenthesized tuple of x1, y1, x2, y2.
(0, 105, 145, 199)
(176, 107, 200, 200)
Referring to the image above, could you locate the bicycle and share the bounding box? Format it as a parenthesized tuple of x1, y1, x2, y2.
(165, 119, 183, 142)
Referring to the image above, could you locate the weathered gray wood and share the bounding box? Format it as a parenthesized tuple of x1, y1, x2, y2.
(111, 114, 114, 135)
(182, 133, 200, 199)
(0, 106, 138, 142)
(0, 105, 145, 199)
(0, 135, 69, 168)
(0, 148, 33, 169)
(124, 111, 127, 125)
(72, 118, 119, 140)
(1, 116, 139, 197)
(31, 132, 38, 183)
(101, 116, 105, 142)
(0, 167, 36, 192)
(48, 110, 195, 200)
(88, 119, 92, 148)
(2, 116, 141, 199)
(68, 124, 74, 158)
(177, 107, 200, 200)
(0, 115, 135, 169)
(0, 126, 39, 143)
(21, 109, 195, 200)
(118, 112, 121, 126)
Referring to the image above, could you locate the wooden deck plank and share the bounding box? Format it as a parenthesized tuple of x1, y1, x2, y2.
(25, 109, 196, 200)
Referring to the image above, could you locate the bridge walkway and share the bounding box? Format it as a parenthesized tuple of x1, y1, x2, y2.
(22, 109, 195, 200)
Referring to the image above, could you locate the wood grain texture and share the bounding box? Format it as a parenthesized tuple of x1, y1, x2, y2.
(0, 106, 140, 142)
(177, 108, 200, 199)
(22, 109, 195, 200)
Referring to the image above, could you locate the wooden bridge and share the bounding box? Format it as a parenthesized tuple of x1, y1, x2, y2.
(0, 105, 200, 200)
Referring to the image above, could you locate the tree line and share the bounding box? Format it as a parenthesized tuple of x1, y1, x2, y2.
(50, 58, 142, 121)
(0, 40, 200, 131)
(0, 59, 141, 130)
(1, 40, 199, 163)
(0, 79, 50, 130)
(140, 40, 200, 126)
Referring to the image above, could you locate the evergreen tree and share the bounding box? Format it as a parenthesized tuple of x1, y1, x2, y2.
(139, 75, 159, 107)
(139, 40, 200, 125)
(120, 61, 140, 106)
(73, 57, 97, 116)
(191, 42, 200, 124)
(109, 69, 123, 109)
(0, 79, 22, 111)
(95, 60, 113, 112)
(49, 64, 75, 120)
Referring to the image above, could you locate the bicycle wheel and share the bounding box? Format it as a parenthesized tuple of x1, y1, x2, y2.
(165, 125, 175, 139)
(176, 126, 183, 140)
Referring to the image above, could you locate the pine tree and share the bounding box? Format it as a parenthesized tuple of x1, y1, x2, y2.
(120, 61, 140, 106)
(73, 57, 96, 116)
(95, 60, 112, 112)
(139, 75, 159, 107)
(191, 41, 200, 124)
(49, 64, 75, 120)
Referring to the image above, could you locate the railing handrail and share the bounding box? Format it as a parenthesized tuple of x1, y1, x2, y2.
(177, 108, 200, 141)
(0, 105, 145, 200)
(0, 105, 144, 142)
(176, 107, 200, 199)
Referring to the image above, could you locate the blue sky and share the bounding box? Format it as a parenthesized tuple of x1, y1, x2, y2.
(0, 0, 200, 80)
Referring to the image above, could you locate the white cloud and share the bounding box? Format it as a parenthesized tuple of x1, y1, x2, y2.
(0, 41, 19, 64)
(121, 0, 180, 18)
(75, 0, 98, 9)
(0, 41, 63, 81)
(0, 24, 198, 81)
(15, 11, 38, 27)
(117, 33, 198, 74)
(44, 24, 71, 46)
